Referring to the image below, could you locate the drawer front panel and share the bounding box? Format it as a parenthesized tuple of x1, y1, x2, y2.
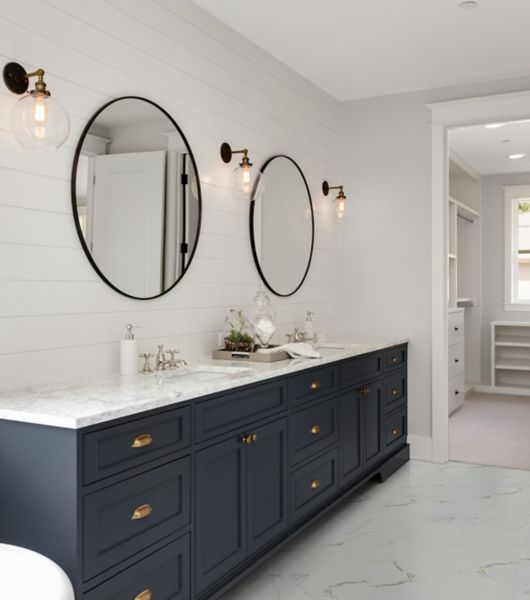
(84, 407, 191, 485)
(449, 374, 465, 415)
(383, 371, 407, 414)
(84, 458, 190, 580)
(289, 366, 338, 407)
(290, 398, 338, 465)
(384, 410, 407, 453)
(195, 381, 287, 442)
(448, 311, 464, 346)
(84, 535, 190, 600)
(339, 353, 382, 389)
(449, 343, 465, 379)
(383, 346, 407, 371)
(290, 450, 338, 523)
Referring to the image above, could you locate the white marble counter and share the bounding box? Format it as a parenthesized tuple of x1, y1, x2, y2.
(0, 339, 407, 429)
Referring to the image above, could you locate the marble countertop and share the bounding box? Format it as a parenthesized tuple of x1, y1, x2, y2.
(0, 339, 407, 429)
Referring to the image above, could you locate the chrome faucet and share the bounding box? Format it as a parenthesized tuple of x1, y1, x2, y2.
(285, 328, 306, 344)
(140, 345, 187, 373)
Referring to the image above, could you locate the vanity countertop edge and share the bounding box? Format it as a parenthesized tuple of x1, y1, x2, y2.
(0, 338, 408, 429)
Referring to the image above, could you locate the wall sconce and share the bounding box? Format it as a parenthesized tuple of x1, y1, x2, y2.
(220, 142, 263, 199)
(322, 181, 347, 219)
(3, 62, 70, 150)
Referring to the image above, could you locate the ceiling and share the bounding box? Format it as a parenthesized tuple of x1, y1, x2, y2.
(193, 0, 530, 101)
(450, 120, 530, 175)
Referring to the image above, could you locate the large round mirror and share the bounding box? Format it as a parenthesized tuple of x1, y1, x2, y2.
(72, 97, 201, 299)
(250, 155, 314, 296)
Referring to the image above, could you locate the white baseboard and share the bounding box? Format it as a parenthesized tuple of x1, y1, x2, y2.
(407, 434, 433, 462)
(474, 384, 530, 397)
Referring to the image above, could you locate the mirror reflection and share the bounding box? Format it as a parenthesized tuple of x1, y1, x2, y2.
(250, 155, 314, 296)
(73, 97, 201, 299)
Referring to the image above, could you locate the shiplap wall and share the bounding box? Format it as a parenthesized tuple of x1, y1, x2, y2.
(0, 0, 341, 390)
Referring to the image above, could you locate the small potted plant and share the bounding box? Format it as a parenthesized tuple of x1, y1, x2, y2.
(223, 309, 256, 352)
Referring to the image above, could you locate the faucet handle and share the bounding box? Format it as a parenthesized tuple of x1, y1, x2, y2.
(168, 349, 180, 361)
(140, 352, 153, 374)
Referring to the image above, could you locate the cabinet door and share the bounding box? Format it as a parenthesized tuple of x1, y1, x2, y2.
(363, 382, 384, 471)
(339, 391, 363, 487)
(247, 418, 288, 555)
(195, 436, 247, 593)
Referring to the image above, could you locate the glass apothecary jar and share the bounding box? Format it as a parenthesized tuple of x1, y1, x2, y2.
(249, 289, 276, 348)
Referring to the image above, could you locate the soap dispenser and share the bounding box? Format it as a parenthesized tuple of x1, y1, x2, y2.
(304, 311, 315, 342)
(120, 324, 139, 376)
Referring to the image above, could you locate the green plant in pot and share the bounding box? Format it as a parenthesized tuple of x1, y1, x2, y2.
(223, 309, 256, 352)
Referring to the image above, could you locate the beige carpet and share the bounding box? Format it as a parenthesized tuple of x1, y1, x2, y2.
(449, 392, 530, 470)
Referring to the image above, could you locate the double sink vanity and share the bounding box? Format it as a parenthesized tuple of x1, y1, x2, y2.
(0, 340, 408, 600)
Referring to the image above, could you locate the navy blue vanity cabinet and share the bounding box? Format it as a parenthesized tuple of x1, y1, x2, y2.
(0, 344, 409, 600)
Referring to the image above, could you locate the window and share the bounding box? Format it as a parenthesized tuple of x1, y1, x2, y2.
(505, 185, 530, 308)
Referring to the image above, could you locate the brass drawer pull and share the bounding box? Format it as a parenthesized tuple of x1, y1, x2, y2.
(310, 424, 321, 435)
(392, 428, 400, 436)
(131, 434, 153, 449)
(310, 479, 320, 489)
(391, 356, 399, 364)
(135, 590, 152, 600)
(392, 388, 399, 396)
(310, 380, 320, 391)
(240, 433, 258, 445)
(359, 387, 370, 396)
(131, 503, 153, 521)
(251, 433, 258, 443)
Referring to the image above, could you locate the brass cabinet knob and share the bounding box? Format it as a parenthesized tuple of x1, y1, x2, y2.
(310, 425, 321, 435)
(131, 433, 153, 449)
(391, 356, 399, 364)
(310, 479, 320, 489)
(392, 428, 399, 436)
(392, 388, 399, 396)
(131, 503, 153, 521)
(359, 387, 370, 396)
(310, 380, 320, 391)
(135, 590, 152, 600)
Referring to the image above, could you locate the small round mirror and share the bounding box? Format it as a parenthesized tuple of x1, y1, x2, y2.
(72, 97, 201, 299)
(250, 155, 314, 296)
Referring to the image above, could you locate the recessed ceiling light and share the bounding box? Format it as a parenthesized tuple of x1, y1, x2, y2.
(508, 153, 527, 160)
(459, 1, 478, 9)
(484, 123, 505, 129)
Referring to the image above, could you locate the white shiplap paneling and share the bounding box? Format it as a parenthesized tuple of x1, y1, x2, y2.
(0, 0, 340, 390)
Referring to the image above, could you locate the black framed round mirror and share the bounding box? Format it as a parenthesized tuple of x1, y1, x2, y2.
(250, 155, 314, 297)
(71, 96, 201, 300)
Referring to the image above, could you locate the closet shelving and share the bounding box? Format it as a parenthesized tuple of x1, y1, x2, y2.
(491, 322, 530, 391)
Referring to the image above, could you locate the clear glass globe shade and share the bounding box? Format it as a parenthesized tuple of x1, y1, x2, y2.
(251, 170, 265, 202)
(11, 92, 70, 150)
(231, 163, 259, 199)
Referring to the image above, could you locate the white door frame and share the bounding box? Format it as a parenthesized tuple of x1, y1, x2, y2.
(428, 89, 530, 463)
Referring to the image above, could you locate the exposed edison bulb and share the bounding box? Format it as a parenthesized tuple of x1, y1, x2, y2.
(240, 163, 252, 194)
(32, 93, 48, 124)
(336, 195, 346, 219)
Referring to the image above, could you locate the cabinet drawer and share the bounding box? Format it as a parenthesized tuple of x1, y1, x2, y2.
(195, 380, 286, 442)
(449, 374, 465, 415)
(449, 343, 465, 379)
(289, 366, 338, 407)
(84, 535, 190, 600)
(384, 410, 407, 453)
(383, 371, 407, 414)
(339, 353, 382, 389)
(448, 311, 464, 346)
(383, 346, 407, 371)
(84, 458, 190, 580)
(290, 398, 338, 465)
(290, 449, 338, 523)
(84, 407, 191, 485)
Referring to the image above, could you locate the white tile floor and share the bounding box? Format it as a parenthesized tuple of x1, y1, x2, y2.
(449, 393, 530, 470)
(222, 461, 530, 600)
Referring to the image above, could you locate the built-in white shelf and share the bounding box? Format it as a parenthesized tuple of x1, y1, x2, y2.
(491, 321, 530, 392)
(448, 196, 480, 220)
(448, 253, 457, 260)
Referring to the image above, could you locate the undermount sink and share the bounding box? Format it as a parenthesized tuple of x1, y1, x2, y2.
(156, 364, 252, 384)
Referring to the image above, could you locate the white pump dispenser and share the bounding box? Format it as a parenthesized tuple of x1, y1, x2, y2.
(120, 323, 139, 376)
(304, 311, 315, 342)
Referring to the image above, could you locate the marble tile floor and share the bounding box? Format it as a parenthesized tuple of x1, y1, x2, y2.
(221, 461, 530, 600)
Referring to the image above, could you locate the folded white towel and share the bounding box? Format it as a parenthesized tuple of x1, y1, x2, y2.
(257, 342, 321, 359)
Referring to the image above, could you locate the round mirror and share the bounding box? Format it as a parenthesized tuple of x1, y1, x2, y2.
(250, 155, 314, 296)
(72, 97, 201, 300)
